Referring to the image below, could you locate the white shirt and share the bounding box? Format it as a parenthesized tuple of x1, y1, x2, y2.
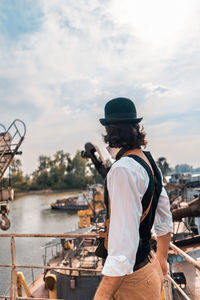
(102, 156, 173, 277)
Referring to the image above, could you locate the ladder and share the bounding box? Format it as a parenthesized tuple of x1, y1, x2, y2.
(0, 119, 26, 181)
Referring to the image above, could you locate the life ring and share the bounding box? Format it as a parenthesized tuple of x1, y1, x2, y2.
(0, 214, 11, 230)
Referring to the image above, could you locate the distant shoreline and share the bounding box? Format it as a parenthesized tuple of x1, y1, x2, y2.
(15, 189, 82, 197)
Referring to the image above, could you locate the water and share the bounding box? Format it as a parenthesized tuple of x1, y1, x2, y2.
(0, 191, 80, 294)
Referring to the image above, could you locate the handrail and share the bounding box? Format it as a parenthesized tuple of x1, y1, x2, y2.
(0, 263, 103, 273)
(168, 241, 200, 300)
(6, 120, 26, 140)
(0, 232, 99, 300)
(167, 275, 190, 300)
(0, 233, 98, 238)
(0, 124, 6, 132)
(0, 234, 200, 300)
(170, 242, 200, 271)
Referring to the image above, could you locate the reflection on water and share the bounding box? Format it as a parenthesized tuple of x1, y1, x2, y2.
(0, 191, 80, 294)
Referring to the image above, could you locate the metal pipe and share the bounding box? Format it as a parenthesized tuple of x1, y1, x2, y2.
(31, 268, 34, 285)
(170, 242, 200, 271)
(0, 233, 98, 238)
(16, 272, 32, 298)
(167, 275, 191, 300)
(10, 236, 17, 300)
(0, 263, 101, 273)
(0, 264, 12, 268)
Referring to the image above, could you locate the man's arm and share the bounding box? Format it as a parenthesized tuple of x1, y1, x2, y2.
(153, 185, 173, 278)
(94, 165, 143, 299)
(156, 232, 171, 277)
(94, 275, 124, 300)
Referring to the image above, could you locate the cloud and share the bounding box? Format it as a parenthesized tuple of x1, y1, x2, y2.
(0, 0, 200, 173)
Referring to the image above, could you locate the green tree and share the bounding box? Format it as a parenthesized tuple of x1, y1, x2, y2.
(71, 151, 87, 176)
(35, 170, 51, 189)
(9, 158, 30, 191)
(6, 149, 107, 192)
(10, 158, 22, 173)
(37, 155, 51, 172)
(87, 163, 104, 184)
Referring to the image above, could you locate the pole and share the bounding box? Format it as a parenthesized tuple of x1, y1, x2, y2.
(170, 242, 200, 271)
(10, 236, 17, 300)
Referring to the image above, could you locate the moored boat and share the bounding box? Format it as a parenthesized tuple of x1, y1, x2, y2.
(51, 192, 90, 211)
(42, 226, 103, 300)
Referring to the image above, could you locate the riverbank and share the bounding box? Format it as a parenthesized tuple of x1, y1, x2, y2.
(15, 188, 83, 198)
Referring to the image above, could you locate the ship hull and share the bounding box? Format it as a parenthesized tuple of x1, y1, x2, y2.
(52, 271, 102, 300)
(51, 205, 89, 211)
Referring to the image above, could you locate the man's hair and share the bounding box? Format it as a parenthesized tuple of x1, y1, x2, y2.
(103, 123, 147, 149)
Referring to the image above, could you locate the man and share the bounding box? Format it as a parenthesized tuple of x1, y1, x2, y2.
(94, 97, 172, 300)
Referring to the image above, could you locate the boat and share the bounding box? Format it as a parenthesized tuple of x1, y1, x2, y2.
(42, 226, 103, 300)
(51, 193, 89, 211)
(50, 184, 104, 213)
(10, 183, 105, 300)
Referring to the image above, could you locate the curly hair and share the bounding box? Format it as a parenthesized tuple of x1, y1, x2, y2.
(103, 123, 147, 149)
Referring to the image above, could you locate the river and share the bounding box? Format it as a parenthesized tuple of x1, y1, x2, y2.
(0, 191, 80, 295)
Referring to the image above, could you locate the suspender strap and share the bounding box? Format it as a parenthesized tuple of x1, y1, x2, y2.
(127, 154, 155, 219)
(100, 154, 155, 248)
(143, 151, 163, 205)
(140, 184, 155, 223)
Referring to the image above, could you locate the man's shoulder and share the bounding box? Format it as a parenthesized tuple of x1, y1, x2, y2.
(107, 156, 150, 187)
(109, 156, 143, 172)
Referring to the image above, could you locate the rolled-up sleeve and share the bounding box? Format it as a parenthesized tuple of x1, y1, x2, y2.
(102, 165, 145, 276)
(153, 186, 173, 236)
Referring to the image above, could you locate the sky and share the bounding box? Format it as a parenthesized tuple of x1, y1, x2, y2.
(0, 0, 200, 174)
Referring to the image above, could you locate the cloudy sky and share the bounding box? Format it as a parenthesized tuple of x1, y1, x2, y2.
(0, 0, 200, 174)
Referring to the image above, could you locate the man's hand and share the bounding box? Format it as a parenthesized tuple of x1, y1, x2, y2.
(93, 275, 124, 300)
(156, 254, 168, 278)
(156, 232, 171, 279)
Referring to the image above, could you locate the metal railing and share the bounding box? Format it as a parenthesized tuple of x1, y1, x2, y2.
(0, 233, 98, 300)
(0, 233, 200, 300)
(167, 241, 200, 300)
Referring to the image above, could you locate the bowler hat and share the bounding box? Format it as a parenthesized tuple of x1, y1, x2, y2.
(99, 97, 142, 126)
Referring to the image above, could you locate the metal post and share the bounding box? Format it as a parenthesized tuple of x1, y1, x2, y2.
(10, 236, 17, 300)
(92, 189, 96, 221)
(31, 268, 34, 285)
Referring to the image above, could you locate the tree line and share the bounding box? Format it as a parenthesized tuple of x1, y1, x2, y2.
(2, 151, 199, 192)
(2, 150, 105, 192)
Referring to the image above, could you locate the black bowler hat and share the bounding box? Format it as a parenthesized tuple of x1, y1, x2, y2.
(99, 97, 143, 126)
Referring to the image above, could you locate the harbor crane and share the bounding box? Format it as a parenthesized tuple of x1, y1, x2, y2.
(0, 119, 26, 230)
